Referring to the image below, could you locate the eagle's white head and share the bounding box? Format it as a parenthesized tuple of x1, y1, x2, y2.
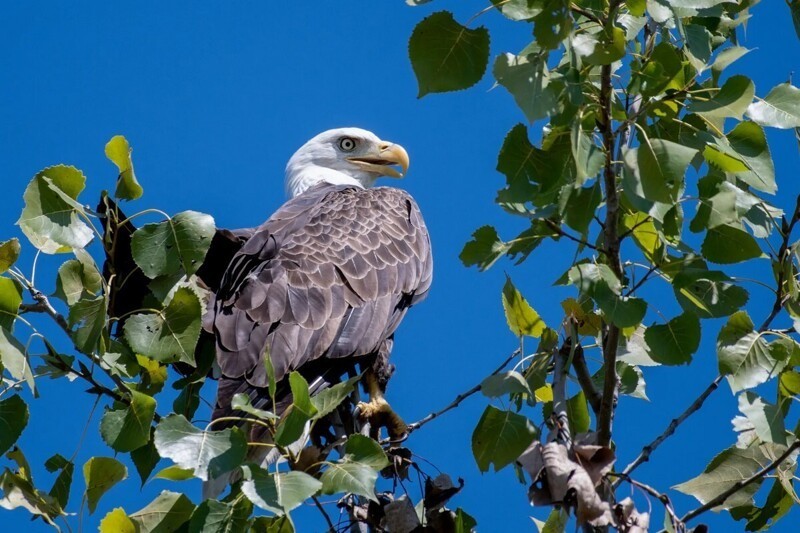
(285, 127, 410, 198)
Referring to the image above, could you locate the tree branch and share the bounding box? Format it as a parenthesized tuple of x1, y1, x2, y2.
(405, 349, 520, 435)
(681, 440, 800, 524)
(611, 472, 684, 532)
(570, 340, 602, 415)
(549, 342, 571, 444)
(759, 194, 800, 331)
(312, 495, 336, 532)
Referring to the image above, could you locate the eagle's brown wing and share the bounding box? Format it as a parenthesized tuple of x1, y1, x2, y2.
(211, 183, 432, 417)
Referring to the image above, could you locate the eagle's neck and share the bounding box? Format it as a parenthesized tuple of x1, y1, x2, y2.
(285, 164, 376, 198)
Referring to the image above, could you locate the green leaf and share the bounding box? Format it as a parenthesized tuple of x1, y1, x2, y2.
(746, 83, 800, 129)
(674, 269, 749, 318)
(502, 276, 546, 337)
(673, 444, 775, 510)
(791, 0, 800, 40)
(83, 456, 127, 514)
(188, 497, 252, 533)
(481, 371, 532, 397)
(344, 434, 390, 470)
(409, 11, 490, 97)
(572, 26, 626, 65)
(683, 24, 712, 70)
(124, 287, 202, 364)
(100, 508, 137, 533)
(17, 165, 93, 254)
(0, 327, 35, 394)
(130, 490, 195, 533)
(592, 361, 648, 400)
(131, 211, 216, 278)
(250, 516, 295, 533)
(644, 313, 701, 365)
(534, 508, 568, 533)
(731, 478, 794, 532)
(44, 453, 74, 508)
(460, 226, 509, 271)
(567, 391, 590, 434)
(0, 277, 23, 331)
(130, 437, 160, 486)
(717, 311, 786, 392)
(153, 414, 247, 481)
(561, 182, 602, 234)
(105, 135, 143, 200)
(738, 392, 786, 445)
(275, 372, 318, 446)
(100, 390, 157, 453)
(231, 393, 278, 420)
(712, 46, 750, 76)
(690, 75, 755, 120)
(311, 374, 360, 419)
(153, 465, 194, 481)
(638, 42, 684, 97)
(493, 51, 558, 122)
(243, 466, 322, 514)
(571, 119, 604, 185)
(54, 252, 102, 306)
(320, 461, 381, 501)
(472, 405, 537, 472)
(68, 295, 107, 355)
(632, 138, 697, 203)
(665, 0, 731, 8)
(0, 239, 20, 274)
(491, 0, 542, 20)
(0, 396, 28, 456)
(704, 122, 775, 194)
(702, 225, 762, 265)
(568, 263, 646, 328)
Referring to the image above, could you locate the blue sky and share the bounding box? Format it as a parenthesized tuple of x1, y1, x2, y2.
(2, 1, 799, 531)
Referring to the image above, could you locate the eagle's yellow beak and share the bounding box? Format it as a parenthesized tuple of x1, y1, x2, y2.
(347, 141, 410, 178)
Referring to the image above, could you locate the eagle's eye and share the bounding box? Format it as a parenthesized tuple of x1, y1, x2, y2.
(338, 137, 357, 152)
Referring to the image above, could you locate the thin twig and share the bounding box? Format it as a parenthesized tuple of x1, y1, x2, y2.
(625, 263, 659, 297)
(759, 195, 800, 331)
(611, 472, 684, 532)
(544, 219, 605, 254)
(313, 495, 336, 532)
(681, 441, 800, 523)
(405, 349, 520, 434)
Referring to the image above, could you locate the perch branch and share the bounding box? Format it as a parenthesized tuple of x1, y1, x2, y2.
(405, 349, 520, 435)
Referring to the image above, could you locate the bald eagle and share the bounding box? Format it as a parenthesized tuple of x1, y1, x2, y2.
(100, 128, 431, 496)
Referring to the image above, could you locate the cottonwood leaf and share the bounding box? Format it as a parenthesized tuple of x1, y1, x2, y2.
(124, 287, 202, 364)
(0, 277, 22, 332)
(634, 138, 697, 203)
(409, 11, 490, 97)
(0, 327, 35, 394)
(460, 226, 509, 271)
(274, 372, 318, 446)
(572, 27, 625, 65)
(493, 52, 558, 122)
(738, 392, 787, 445)
(244, 466, 322, 513)
(481, 371, 532, 397)
(131, 211, 215, 278)
(491, 0, 542, 20)
(250, 516, 295, 532)
(83, 457, 127, 514)
(702, 225, 762, 264)
(54, 256, 102, 306)
(154, 414, 247, 481)
(690, 75, 755, 120)
(717, 311, 787, 392)
(673, 445, 775, 510)
(43, 454, 73, 509)
(0, 396, 28, 456)
(68, 295, 107, 355)
(703, 122, 775, 194)
(131, 438, 160, 487)
(17, 165, 93, 254)
(502, 276, 546, 337)
(730, 478, 794, 532)
(188, 497, 252, 533)
(130, 490, 195, 532)
(0, 470, 62, 526)
(100, 390, 157, 452)
(746, 83, 800, 129)
(344, 434, 390, 470)
(472, 405, 537, 472)
(105, 135, 143, 200)
(100, 508, 137, 533)
(153, 465, 194, 481)
(231, 393, 278, 420)
(0, 239, 20, 274)
(644, 313, 701, 365)
(320, 461, 380, 502)
(310, 374, 360, 419)
(567, 391, 590, 434)
(673, 269, 749, 318)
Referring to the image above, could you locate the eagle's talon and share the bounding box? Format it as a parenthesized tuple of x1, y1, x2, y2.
(356, 398, 408, 441)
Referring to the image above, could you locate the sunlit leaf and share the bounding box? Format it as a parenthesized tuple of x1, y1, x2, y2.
(738, 392, 786, 445)
(68, 295, 107, 355)
(83, 456, 127, 514)
(244, 466, 322, 513)
(502, 276, 546, 337)
(311, 374, 360, 419)
(0, 239, 20, 274)
(129, 490, 195, 532)
(105, 135, 143, 200)
(747, 83, 800, 129)
(491, 0, 542, 20)
(17, 165, 93, 254)
(572, 26, 625, 65)
(0, 277, 23, 332)
(188, 497, 252, 533)
(153, 414, 247, 481)
(0, 470, 62, 525)
(131, 211, 215, 278)
(493, 51, 558, 122)
(690, 75, 755, 120)
(100, 390, 157, 452)
(481, 371, 532, 397)
(0, 327, 35, 394)
(100, 508, 137, 533)
(717, 311, 787, 392)
(274, 371, 318, 446)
